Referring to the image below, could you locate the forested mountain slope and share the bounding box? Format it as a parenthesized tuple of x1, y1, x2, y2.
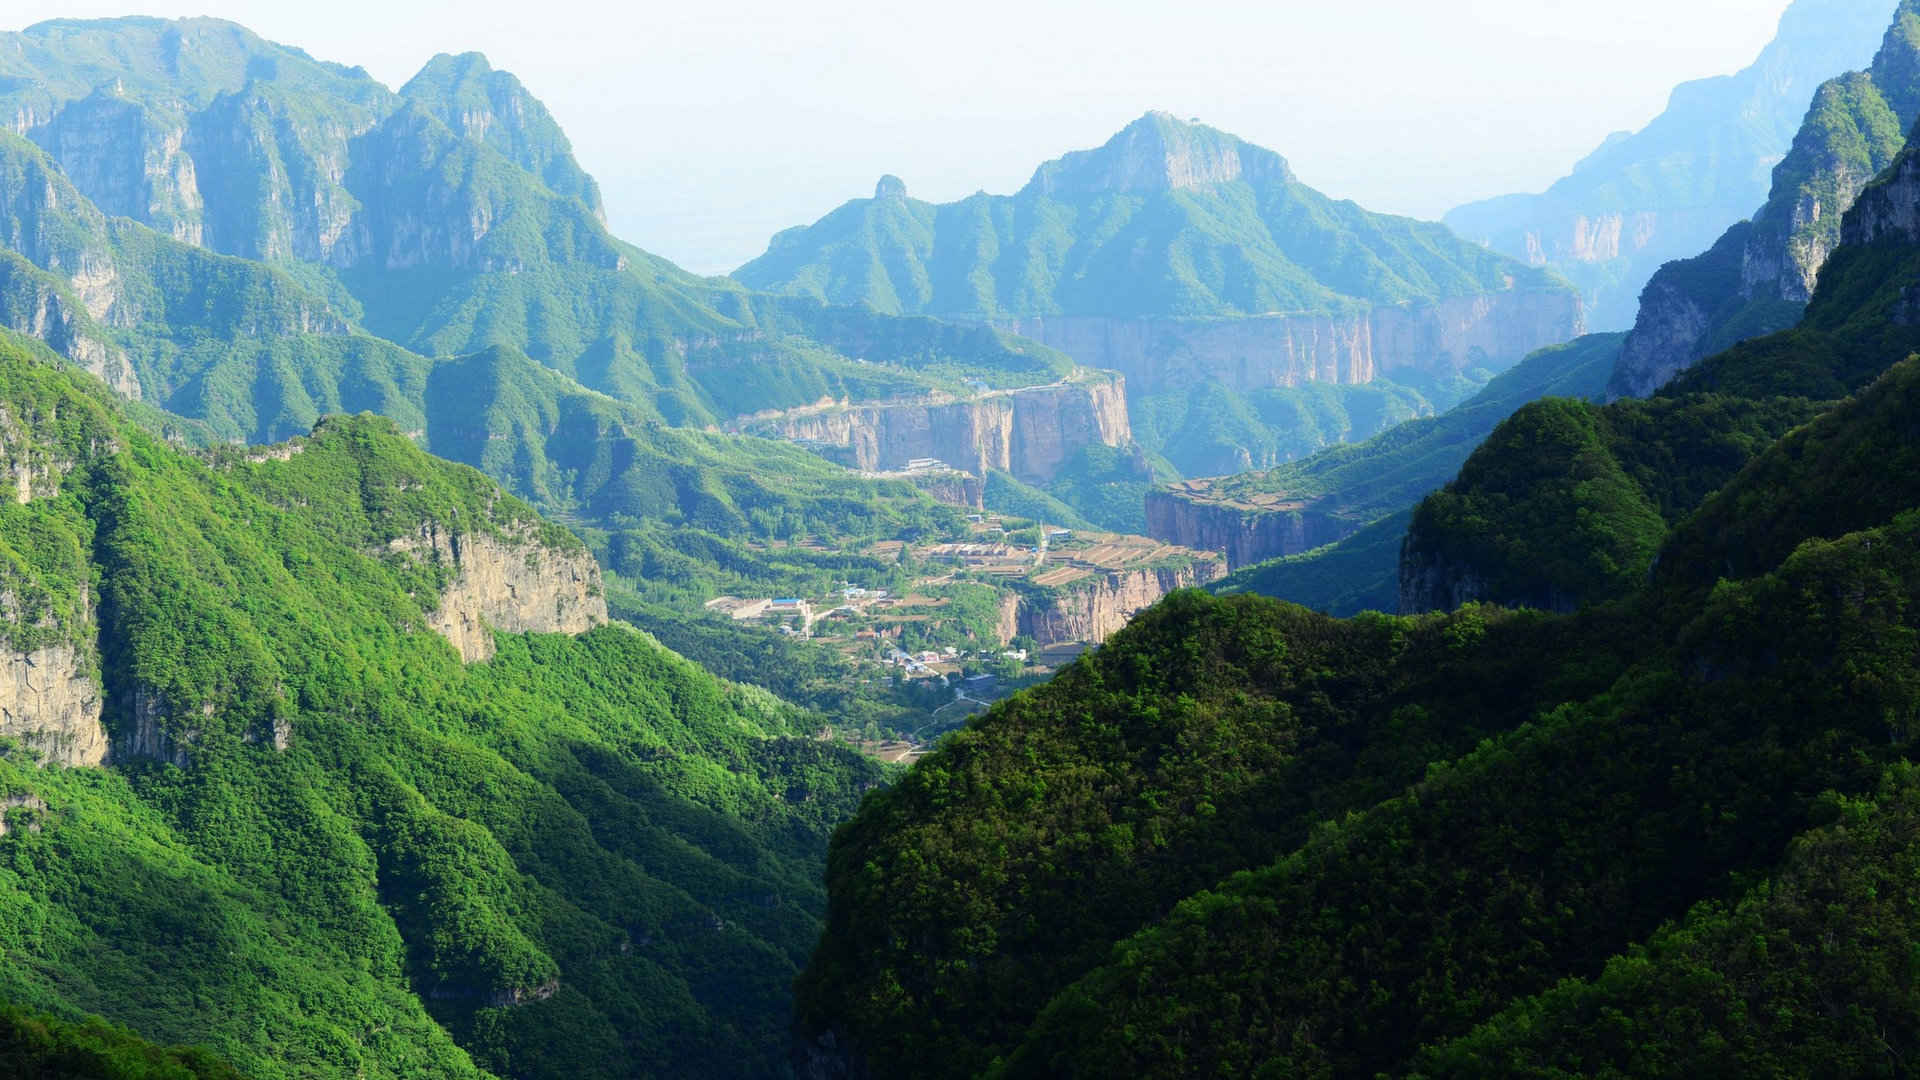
(1609, 0, 1920, 399)
(737, 112, 1583, 477)
(793, 21, 1920, 1071)
(0, 332, 884, 1079)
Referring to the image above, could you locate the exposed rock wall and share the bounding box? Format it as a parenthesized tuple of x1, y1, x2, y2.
(994, 291, 1581, 395)
(908, 470, 985, 510)
(0, 262, 140, 399)
(0, 644, 106, 766)
(1397, 543, 1580, 617)
(1018, 561, 1226, 646)
(1840, 146, 1920, 246)
(36, 91, 205, 247)
(995, 594, 1021, 645)
(404, 522, 608, 662)
(739, 377, 1130, 484)
(1144, 490, 1354, 570)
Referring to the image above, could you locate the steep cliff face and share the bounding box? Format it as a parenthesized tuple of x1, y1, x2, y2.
(0, 258, 140, 399)
(33, 89, 204, 247)
(739, 376, 1130, 485)
(1018, 561, 1226, 646)
(1444, 0, 1894, 331)
(1840, 141, 1920, 245)
(995, 290, 1581, 396)
(398, 52, 606, 222)
(397, 521, 608, 663)
(1144, 488, 1355, 570)
(0, 644, 106, 766)
(1609, 7, 1920, 399)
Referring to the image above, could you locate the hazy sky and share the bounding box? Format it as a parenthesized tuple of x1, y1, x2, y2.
(10, 0, 1795, 273)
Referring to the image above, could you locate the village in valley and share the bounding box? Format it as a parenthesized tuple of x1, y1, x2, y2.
(701, 506, 1224, 761)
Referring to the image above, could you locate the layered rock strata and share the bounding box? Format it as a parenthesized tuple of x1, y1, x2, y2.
(397, 522, 608, 663)
(1144, 488, 1354, 570)
(1018, 561, 1226, 647)
(738, 376, 1129, 485)
(993, 290, 1580, 396)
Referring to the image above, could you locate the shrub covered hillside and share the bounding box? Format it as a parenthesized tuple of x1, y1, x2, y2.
(1401, 101, 1920, 617)
(793, 67, 1920, 1079)
(796, 362, 1920, 1077)
(0, 1004, 242, 1080)
(0, 336, 884, 1079)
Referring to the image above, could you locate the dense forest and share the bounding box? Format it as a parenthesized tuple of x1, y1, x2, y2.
(0, 4, 1918, 1079)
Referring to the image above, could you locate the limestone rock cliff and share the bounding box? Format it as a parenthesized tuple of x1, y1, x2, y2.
(0, 259, 140, 399)
(397, 521, 608, 663)
(994, 290, 1580, 396)
(1839, 141, 1920, 246)
(737, 376, 1129, 484)
(1018, 561, 1225, 647)
(0, 644, 105, 766)
(1609, 8, 1920, 399)
(1025, 110, 1292, 197)
(1444, 0, 1894, 331)
(1144, 487, 1354, 570)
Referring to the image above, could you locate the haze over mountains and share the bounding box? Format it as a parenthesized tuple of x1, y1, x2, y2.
(2, 5, 1920, 1080)
(739, 111, 1583, 479)
(1445, 0, 1894, 330)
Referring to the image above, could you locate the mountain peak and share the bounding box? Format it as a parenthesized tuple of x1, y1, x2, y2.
(874, 174, 909, 201)
(411, 50, 494, 82)
(1023, 111, 1290, 197)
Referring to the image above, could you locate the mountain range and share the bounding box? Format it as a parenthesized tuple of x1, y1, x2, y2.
(736, 111, 1584, 479)
(794, 6, 1920, 1071)
(1445, 0, 1894, 330)
(0, 6, 1914, 1080)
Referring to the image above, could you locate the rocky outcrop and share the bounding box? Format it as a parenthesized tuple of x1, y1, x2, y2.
(901, 468, 985, 510)
(1025, 110, 1293, 197)
(1608, 254, 1729, 400)
(995, 593, 1020, 645)
(0, 644, 106, 766)
(1018, 561, 1226, 646)
(994, 291, 1581, 396)
(1397, 544, 1579, 617)
(0, 259, 141, 399)
(35, 89, 205, 246)
(1608, 11, 1920, 399)
(399, 522, 608, 662)
(1840, 144, 1920, 246)
(738, 376, 1130, 484)
(0, 794, 49, 836)
(116, 686, 194, 767)
(1145, 487, 1355, 570)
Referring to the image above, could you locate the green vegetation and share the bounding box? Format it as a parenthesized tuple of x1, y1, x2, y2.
(738, 113, 1567, 320)
(984, 471, 1098, 531)
(1199, 333, 1620, 615)
(797, 348, 1920, 1080)
(0, 338, 886, 1078)
(798, 45, 1920, 1074)
(1402, 394, 1816, 612)
(1608, 3, 1920, 398)
(0, 1002, 242, 1080)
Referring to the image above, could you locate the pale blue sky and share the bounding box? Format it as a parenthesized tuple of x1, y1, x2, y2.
(11, 0, 1796, 273)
